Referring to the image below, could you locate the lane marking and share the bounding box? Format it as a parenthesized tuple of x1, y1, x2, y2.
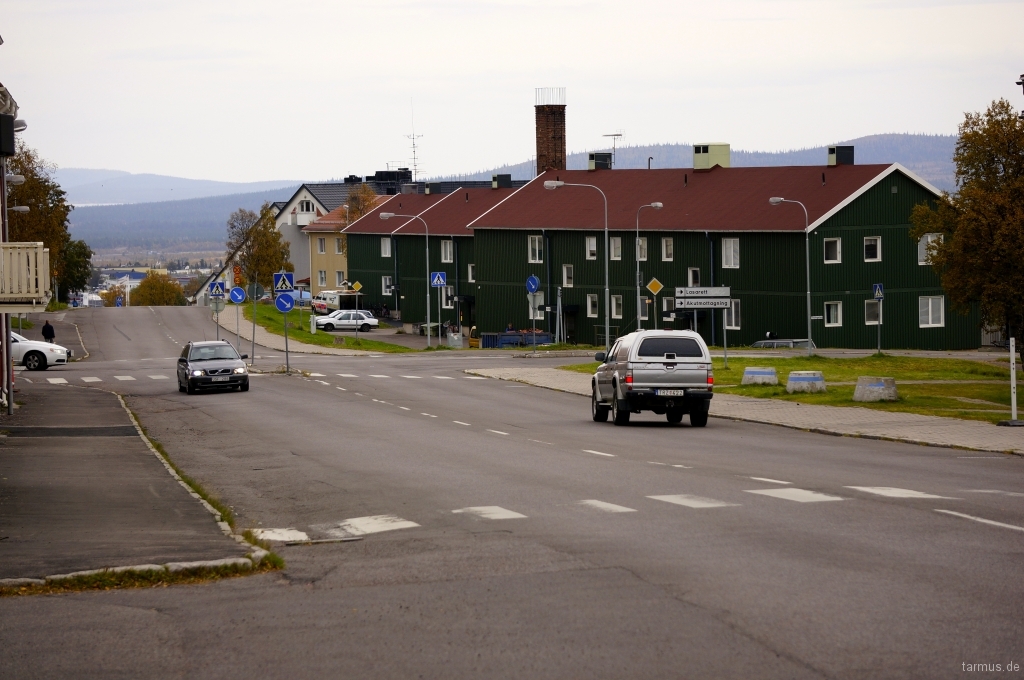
(401, 375, 422, 379)
(584, 449, 614, 457)
(465, 376, 487, 380)
(81, 377, 102, 382)
(745, 488, 844, 503)
(452, 506, 527, 520)
(957, 456, 1005, 459)
(309, 373, 326, 377)
(148, 375, 169, 380)
(487, 429, 509, 435)
(935, 509, 1024, 533)
(252, 528, 309, 542)
(648, 494, 739, 509)
(114, 376, 136, 381)
(433, 376, 454, 380)
(671, 464, 693, 469)
(421, 413, 438, 418)
(318, 514, 420, 537)
(338, 373, 358, 377)
(963, 489, 1024, 498)
(845, 486, 958, 500)
(749, 477, 791, 485)
(46, 378, 68, 384)
(369, 374, 390, 378)
(336, 387, 347, 391)
(453, 421, 471, 426)
(399, 406, 410, 410)
(579, 500, 637, 513)
(648, 461, 666, 465)
(528, 439, 553, 445)
(315, 380, 330, 385)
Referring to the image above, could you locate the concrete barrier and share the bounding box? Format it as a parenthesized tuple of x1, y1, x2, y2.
(786, 371, 826, 393)
(853, 376, 898, 402)
(742, 367, 779, 385)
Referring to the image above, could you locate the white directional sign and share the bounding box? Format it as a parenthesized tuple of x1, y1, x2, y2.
(675, 298, 732, 309)
(675, 286, 731, 298)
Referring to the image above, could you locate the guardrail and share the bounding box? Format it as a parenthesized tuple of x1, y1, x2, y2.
(0, 242, 51, 308)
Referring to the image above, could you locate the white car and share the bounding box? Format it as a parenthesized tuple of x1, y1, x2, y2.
(315, 310, 378, 332)
(11, 332, 73, 370)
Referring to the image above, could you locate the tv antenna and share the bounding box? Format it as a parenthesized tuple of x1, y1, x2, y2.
(407, 99, 423, 181)
(602, 131, 624, 167)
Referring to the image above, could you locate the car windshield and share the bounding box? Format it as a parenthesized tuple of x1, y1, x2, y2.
(636, 337, 704, 358)
(189, 345, 239, 361)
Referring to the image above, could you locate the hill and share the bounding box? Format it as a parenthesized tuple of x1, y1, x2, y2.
(54, 168, 303, 206)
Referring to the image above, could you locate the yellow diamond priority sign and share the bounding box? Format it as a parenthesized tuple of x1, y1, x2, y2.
(646, 278, 664, 295)
(351, 281, 363, 291)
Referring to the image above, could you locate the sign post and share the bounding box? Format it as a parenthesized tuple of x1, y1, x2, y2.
(873, 283, 884, 355)
(209, 281, 226, 340)
(229, 286, 247, 354)
(1012, 337, 1018, 422)
(526, 275, 541, 353)
(245, 283, 264, 365)
(647, 278, 664, 331)
(677, 287, 732, 368)
(275, 292, 294, 373)
(430, 272, 447, 348)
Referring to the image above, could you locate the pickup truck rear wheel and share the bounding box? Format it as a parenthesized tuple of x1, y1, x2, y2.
(612, 397, 630, 425)
(690, 409, 709, 427)
(591, 385, 609, 422)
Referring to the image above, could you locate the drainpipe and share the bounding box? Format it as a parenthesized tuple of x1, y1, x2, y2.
(705, 231, 715, 347)
(454, 239, 460, 332)
(544, 230, 552, 335)
(393, 236, 400, 317)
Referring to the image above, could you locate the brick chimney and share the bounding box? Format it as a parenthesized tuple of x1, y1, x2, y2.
(535, 87, 566, 174)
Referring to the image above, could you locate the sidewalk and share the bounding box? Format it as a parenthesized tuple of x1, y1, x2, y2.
(213, 308, 371, 356)
(464, 367, 1024, 456)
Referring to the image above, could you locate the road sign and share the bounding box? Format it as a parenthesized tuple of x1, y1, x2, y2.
(211, 298, 226, 313)
(246, 283, 265, 299)
(675, 286, 731, 298)
(115, 297, 123, 307)
(209, 281, 226, 298)
(674, 298, 731, 309)
(273, 272, 294, 294)
(229, 286, 247, 304)
(351, 281, 363, 292)
(233, 264, 242, 282)
(526, 275, 540, 294)
(275, 292, 295, 313)
(646, 278, 664, 295)
(431, 272, 447, 287)
(873, 283, 884, 300)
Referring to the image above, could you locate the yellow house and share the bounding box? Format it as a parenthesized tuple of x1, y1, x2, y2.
(302, 205, 350, 295)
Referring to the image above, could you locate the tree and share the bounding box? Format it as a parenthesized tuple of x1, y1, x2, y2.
(61, 239, 94, 297)
(99, 284, 127, 307)
(910, 98, 1024, 342)
(224, 202, 292, 289)
(130, 273, 187, 306)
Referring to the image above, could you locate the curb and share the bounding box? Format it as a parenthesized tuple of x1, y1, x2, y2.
(212, 308, 372, 357)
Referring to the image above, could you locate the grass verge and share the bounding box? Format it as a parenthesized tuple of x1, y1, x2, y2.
(239, 303, 413, 353)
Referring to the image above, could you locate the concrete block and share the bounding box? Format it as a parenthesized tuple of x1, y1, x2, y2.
(108, 564, 166, 574)
(853, 376, 899, 402)
(248, 549, 270, 567)
(786, 371, 826, 393)
(741, 367, 779, 385)
(165, 557, 252, 573)
(0, 578, 45, 586)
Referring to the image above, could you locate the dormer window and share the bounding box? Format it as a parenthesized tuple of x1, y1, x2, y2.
(299, 200, 315, 213)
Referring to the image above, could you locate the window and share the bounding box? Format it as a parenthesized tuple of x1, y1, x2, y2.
(688, 268, 700, 287)
(722, 238, 739, 268)
(639, 296, 650, 321)
(637, 237, 647, 261)
(299, 200, 315, 213)
(587, 294, 599, 318)
(824, 301, 842, 327)
(441, 240, 454, 263)
(918, 233, 942, 265)
(661, 237, 674, 261)
(335, 238, 344, 255)
(529, 291, 545, 320)
(442, 285, 455, 309)
(317, 237, 326, 254)
(381, 237, 391, 258)
(663, 297, 675, 313)
(336, 271, 345, 287)
(586, 236, 598, 260)
(528, 235, 543, 263)
(562, 264, 573, 288)
(725, 299, 741, 329)
(865, 300, 881, 326)
(611, 295, 623, 319)
(824, 238, 841, 263)
(467, 264, 475, 282)
(318, 270, 327, 287)
(919, 296, 944, 328)
(610, 237, 622, 261)
(864, 236, 881, 262)
(382, 276, 393, 295)
(638, 337, 703, 358)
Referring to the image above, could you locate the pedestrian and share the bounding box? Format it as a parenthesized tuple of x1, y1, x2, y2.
(41, 320, 56, 343)
(505, 322, 515, 332)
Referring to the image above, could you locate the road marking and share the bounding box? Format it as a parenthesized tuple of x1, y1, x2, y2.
(584, 449, 615, 457)
(46, 378, 68, 384)
(336, 387, 347, 391)
(252, 528, 309, 542)
(114, 376, 136, 381)
(671, 464, 693, 469)
(487, 429, 509, 435)
(935, 509, 1024, 533)
(464, 376, 487, 380)
(579, 500, 637, 513)
(453, 421, 471, 426)
(309, 373, 326, 377)
(745, 488, 844, 503)
(421, 413, 438, 418)
(528, 439, 553, 445)
(433, 376, 454, 380)
(338, 373, 358, 377)
(315, 380, 330, 385)
(749, 477, 791, 485)
(148, 375, 169, 380)
(399, 406, 410, 410)
(648, 494, 739, 509)
(401, 375, 422, 379)
(452, 506, 527, 520)
(957, 456, 1005, 459)
(81, 377, 102, 382)
(648, 461, 666, 465)
(318, 514, 420, 537)
(845, 486, 957, 499)
(963, 489, 1024, 498)
(369, 374, 390, 378)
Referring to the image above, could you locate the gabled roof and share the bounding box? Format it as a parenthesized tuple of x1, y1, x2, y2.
(278, 183, 354, 215)
(467, 164, 941, 233)
(301, 196, 390, 233)
(343, 188, 519, 236)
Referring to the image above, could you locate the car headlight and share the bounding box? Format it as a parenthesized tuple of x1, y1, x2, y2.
(191, 370, 204, 377)
(233, 367, 246, 374)
(48, 347, 63, 353)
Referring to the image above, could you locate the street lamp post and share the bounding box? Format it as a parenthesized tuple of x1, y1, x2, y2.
(635, 202, 663, 331)
(381, 212, 432, 347)
(769, 197, 812, 357)
(545, 181, 612, 350)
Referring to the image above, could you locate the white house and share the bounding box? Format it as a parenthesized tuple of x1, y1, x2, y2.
(273, 184, 352, 285)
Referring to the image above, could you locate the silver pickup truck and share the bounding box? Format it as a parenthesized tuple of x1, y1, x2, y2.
(591, 330, 713, 427)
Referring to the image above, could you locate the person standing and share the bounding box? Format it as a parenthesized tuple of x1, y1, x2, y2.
(41, 320, 55, 343)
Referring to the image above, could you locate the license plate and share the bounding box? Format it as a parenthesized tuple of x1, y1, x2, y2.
(211, 376, 229, 382)
(656, 389, 686, 397)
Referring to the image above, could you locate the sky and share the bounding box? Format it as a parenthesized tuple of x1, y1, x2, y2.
(2, 0, 1021, 183)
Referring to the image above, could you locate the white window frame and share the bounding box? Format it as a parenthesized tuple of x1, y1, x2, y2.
(442, 285, 455, 309)
(824, 301, 842, 327)
(441, 240, 454, 263)
(864, 300, 882, 326)
(587, 294, 599, 318)
(863, 236, 881, 262)
(381, 237, 392, 258)
(528, 235, 544, 263)
(562, 264, 573, 288)
(637, 237, 648, 262)
(918, 233, 943, 265)
(725, 299, 741, 329)
(586, 236, 598, 260)
(467, 263, 475, 282)
(663, 297, 675, 313)
(610, 237, 622, 261)
(335, 271, 345, 287)
(335, 237, 344, 255)
(824, 237, 841, 264)
(382, 276, 393, 295)
(661, 237, 674, 262)
(317, 237, 326, 254)
(919, 296, 945, 328)
(722, 238, 739, 269)
(318, 270, 327, 287)
(528, 291, 545, 320)
(299, 200, 314, 213)
(611, 295, 623, 319)
(688, 267, 700, 287)
(639, 296, 650, 321)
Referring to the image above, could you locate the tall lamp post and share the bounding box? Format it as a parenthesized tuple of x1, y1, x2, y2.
(769, 197, 812, 357)
(544, 180, 612, 349)
(635, 202, 663, 331)
(380, 212, 432, 347)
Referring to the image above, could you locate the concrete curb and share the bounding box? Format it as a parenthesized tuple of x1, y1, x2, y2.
(212, 307, 372, 356)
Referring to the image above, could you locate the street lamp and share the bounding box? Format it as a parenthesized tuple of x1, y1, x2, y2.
(7, 206, 27, 213)
(380, 211, 433, 347)
(636, 202, 663, 330)
(769, 197, 812, 357)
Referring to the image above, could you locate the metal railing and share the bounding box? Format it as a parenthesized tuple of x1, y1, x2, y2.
(0, 242, 50, 303)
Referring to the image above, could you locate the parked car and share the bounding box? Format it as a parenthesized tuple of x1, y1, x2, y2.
(10, 332, 73, 371)
(315, 310, 378, 332)
(749, 339, 817, 349)
(592, 330, 713, 427)
(177, 341, 249, 394)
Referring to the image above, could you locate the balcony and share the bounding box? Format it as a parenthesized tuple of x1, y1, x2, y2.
(0, 242, 51, 312)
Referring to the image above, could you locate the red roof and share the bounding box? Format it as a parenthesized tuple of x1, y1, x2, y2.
(343, 188, 519, 236)
(468, 165, 930, 233)
(302, 196, 389, 233)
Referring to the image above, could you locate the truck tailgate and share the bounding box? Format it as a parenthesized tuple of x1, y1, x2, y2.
(633, 361, 708, 388)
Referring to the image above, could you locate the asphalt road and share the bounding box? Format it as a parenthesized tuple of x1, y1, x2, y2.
(3, 306, 1022, 679)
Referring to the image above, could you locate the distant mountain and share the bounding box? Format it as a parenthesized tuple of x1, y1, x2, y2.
(54, 168, 303, 206)
(434, 133, 957, 193)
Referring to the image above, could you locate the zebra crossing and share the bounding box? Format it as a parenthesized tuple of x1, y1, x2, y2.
(43, 374, 174, 385)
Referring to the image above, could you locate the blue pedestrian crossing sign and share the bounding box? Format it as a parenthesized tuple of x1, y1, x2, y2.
(275, 292, 294, 313)
(431, 272, 447, 288)
(525, 275, 540, 294)
(115, 297, 123, 307)
(273, 272, 294, 293)
(873, 283, 884, 301)
(208, 281, 226, 298)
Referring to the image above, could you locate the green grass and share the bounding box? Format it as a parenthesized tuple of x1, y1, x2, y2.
(239, 303, 413, 353)
(11, 319, 33, 331)
(45, 300, 68, 312)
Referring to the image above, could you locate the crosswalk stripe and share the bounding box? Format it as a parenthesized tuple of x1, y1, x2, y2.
(369, 374, 390, 378)
(401, 375, 421, 379)
(648, 494, 739, 509)
(487, 429, 509, 435)
(114, 376, 136, 381)
(148, 375, 169, 380)
(585, 449, 615, 457)
(46, 378, 68, 384)
(453, 421, 471, 426)
(421, 413, 437, 418)
(317, 514, 420, 538)
(309, 373, 326, 377)
(934, 510, 1024, 533)
(464, 376, 487, 380)
(452, 506, 527, 520)
(338, 374, 358, 377)
(252, 528, 309, 542)
(433, 376, 454, 379)
(81, 377, 102, 382)
(579, 500, 637, 513)
(750, 477, 791, 485)
(845, 486, 957, 499)
(745, 488, 844, 503)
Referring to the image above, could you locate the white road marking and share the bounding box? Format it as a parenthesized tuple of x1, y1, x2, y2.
(963, 489, 1024, 497)
(369, 374, 390, 378)
(336, 387, 347, 391)
(114, 376, 136, 381)
(746, 488, 844, 503)
(671, 464, 693, 469)
(464, 376, 487, 380)
(935, 509, 1024, 533)
(453, 421, 471, 426)
(579, 500, 637, 513)
(338, 373, 358, 377)
(421, 413, 438, 418)
(648, 461, 666, 465)
(309, 373, 326, 377)
(315, 380, 330, 385)
(648, 494, 739, 509)
(401, 375, 422, 379)
(399, 406, 410, 410)
(845, 486, 957, 499)
(81, 377, 102, 382)
(487, 429, 509, 435)
(434, 376, 454, 380)
(528, 439, 552, 445)
(252, 528, 309, 542)
(148, 375, 169, 380)
(957, 456, 1005, 459)
(46, 378, 68, 384)
(452, 506, 527, 520)
(319, 514, 420, 537)
(21, 377, 32, 382)
(584, 449, 615, 457)
(749, 477, 791, 485)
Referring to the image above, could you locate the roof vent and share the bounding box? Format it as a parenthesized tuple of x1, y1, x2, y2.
(827, 146, 854, 166)
(343, 175, 362, 184)
(693, 143, 730, 170)
(588, 152, 612, 171)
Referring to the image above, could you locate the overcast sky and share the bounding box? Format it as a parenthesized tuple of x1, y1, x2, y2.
(3, 0, 1021, 182)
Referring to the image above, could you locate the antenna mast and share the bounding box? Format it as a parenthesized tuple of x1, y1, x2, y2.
(602, 131, 624, 167)
(407, 99, 423, 181)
